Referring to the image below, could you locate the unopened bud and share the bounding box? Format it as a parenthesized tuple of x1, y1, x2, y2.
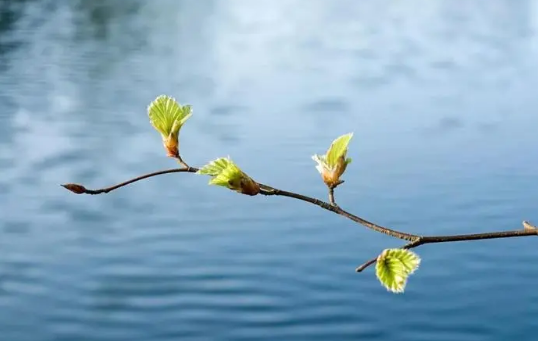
(240, 177, 261, 196)
(61, 183, 87, 194)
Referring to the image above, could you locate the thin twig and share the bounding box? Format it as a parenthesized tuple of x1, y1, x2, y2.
(329, 187, 336, 206)
(62, 168, 418, 241)
(419, 229, 538, 244)
(355, 239, 421, 272)
(355, 257, 377, 272)
(175, 155, 190, 169)
(61, 167, 198, 195)
(356, 228, 538, 272)
(259, 184, 418, 241)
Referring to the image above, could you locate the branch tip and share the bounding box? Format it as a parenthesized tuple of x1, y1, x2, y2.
(61, 183, 87, 194)
(355, 257, 377, 272)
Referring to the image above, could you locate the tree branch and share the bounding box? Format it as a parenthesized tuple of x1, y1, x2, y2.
(356, 223, 538, 272)
(258, 184, 417, 241)
(62, 167, 418, 241)
(61, 167, 198, 195)
(62, 166, 538, 274)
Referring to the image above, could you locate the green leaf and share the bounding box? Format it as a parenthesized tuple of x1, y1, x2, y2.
(209, 161, 243, 188)
(148, 95, 192, 137)
(326, 133, 353, 168)
(196, 157, 232, 176)
(376, 249, 421, 293)
(197, 157, 260, 195)
(197, 157, 244, 189)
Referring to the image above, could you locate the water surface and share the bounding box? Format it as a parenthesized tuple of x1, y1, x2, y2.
(1, 1, 538, 340)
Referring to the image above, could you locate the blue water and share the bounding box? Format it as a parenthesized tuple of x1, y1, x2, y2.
(2, 0, 538, 340)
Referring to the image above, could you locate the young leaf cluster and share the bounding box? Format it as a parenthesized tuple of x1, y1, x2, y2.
(312, 133, 353, 188)
(148, 95, 192, 158)
(146, 95, 423, 293)
(197, 157, 260, 196)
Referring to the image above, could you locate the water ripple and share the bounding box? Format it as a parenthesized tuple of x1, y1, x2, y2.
(2, 1, 538, 340)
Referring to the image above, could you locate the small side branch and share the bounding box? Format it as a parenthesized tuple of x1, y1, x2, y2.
(355, 257, 377, 272)
(329, 187, 336, 206)
(175, 155, 190, 169)
(328, 180, 344, 206)
(356, 239, 421, 272)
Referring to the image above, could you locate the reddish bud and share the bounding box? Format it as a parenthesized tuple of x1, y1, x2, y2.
(61, 183, 87, 194)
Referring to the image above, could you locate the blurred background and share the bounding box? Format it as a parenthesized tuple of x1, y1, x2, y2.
(1, 0, 538, 340)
